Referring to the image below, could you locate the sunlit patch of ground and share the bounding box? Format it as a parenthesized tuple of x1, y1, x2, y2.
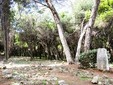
(0, 57, 113, 85)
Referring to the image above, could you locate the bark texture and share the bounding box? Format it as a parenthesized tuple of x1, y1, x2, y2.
(0, 0, 10, 60)
(84, 27, 91, 52)
(75, 0, 100, 63)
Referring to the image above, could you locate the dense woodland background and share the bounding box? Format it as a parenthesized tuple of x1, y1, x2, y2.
(0, 0, 113, 66)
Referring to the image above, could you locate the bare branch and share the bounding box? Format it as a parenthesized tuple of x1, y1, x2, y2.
(33, 0, 49, 8)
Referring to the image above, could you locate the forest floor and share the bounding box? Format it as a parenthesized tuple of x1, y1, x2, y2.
(0, 57, 113, 85)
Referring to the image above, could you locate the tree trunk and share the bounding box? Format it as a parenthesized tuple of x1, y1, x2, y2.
(46, 0, 73, 64)
(75, 0, 100, 63)
(84, 27, 91, 52)
(75, 24, 89, 63)
(84, 0, 100, 52)
(1, 0, 10, 61)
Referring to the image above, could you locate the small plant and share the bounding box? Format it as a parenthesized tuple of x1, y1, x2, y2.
(79, 49, 97, 68)
(42, 80, 47, 85)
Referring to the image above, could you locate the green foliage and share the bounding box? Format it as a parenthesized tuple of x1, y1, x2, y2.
(74, 0, 93, 12)
(98, 0, 113, 20)
(98, 3, 111, 13)
(92, 35, 107, 48)
(95, 0, 113, 27)
(84, 10, 91, 22)
(73, 0, 93, 25)
(9, 10, 15, 22)
(98, 10, 113, 22)
(57, 45, 62, 50)
(75, 11, 84, 24)
(79, 0, 93, 11)
(38, 19, 56, 30)
(42, 80, 47, 85)
(14, 0, 30, 6)
(14, 34, 28, 47)
(60, 12, 71, 22)
(73, 0, 113, 27)
(14, 34, 20, 45)
(60, 12, 75, 33)
(79, 49, 97, 68)
(98, 0, 113, 14)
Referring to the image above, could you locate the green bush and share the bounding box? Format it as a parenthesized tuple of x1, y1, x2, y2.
(79, 49, 97, 68)
(98, 0, 113, 14)
(98, 10, 113, 22)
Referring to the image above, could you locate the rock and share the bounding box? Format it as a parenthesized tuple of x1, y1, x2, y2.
(0, 65, 6, 69)
(48, 67, 53, 70)
(35, 73, 41, 77)
(5, 74, 13, 79)
(2, 69, 13, 79)
(11, 82, 20, 85)
(98, 81, 102, 85)
(58, 80, 68, 85)
(97, 48, 109, 71)
(51, 81, 57, 85)
(20, 81, 24, 84)
(3, 66, 6, 69)
(13, 75, 20, 80)
(59, 67, 68, 73)
(0, 62, 6, 69)
(104, 79, 110, 85)
(2, 69, 12, 75)
(45, 72, 49, 75)
(103, 75, 108, 79)
(13, 74, 25, 81)
(109, 79, 113, 84)
(51, 77, 58, 81)
(91, 75, 99, 84)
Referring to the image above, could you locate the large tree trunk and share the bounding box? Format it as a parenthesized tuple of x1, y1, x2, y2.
(84, 0, 100, 52)
(75, 0, 100, 63)
(46, 0, 73, 64)
(1, 0, 10, 61)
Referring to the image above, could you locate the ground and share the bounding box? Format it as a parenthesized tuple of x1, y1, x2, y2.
(0, 57, 113, 85)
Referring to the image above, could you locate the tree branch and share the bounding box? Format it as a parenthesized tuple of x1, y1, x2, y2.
(33, 0, 49, 8)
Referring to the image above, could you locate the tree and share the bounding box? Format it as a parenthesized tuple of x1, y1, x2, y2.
(75, 0, 100, 63)
(0, 0, 10, 60)
(33, 0, 73, 64)
(44, 0, 73, 64)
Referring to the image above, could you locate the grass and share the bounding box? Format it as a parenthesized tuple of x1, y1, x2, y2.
(42, 80, 47, 85)
(80, 77, 92, 81)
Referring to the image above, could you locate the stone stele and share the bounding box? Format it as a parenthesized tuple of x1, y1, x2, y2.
(97, 48, 109, 71)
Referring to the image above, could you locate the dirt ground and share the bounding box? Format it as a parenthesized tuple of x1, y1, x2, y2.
(0, 70, 12, 85)
(0, 57, 113, 85)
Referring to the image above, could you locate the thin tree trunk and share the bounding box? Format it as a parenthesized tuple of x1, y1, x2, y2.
(84, 27, 91, 52)
(75, 24, 89, 63)
(3, 25, 9, 60)
(1, 0, 10, 61)
(75, 0, 100, 63)
(46, 0, 73, 64)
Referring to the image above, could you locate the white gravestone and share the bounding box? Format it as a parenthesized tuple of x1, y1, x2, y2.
(97, 48, 109, 71)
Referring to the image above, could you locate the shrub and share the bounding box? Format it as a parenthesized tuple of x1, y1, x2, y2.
(79, 49, 97, 68)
